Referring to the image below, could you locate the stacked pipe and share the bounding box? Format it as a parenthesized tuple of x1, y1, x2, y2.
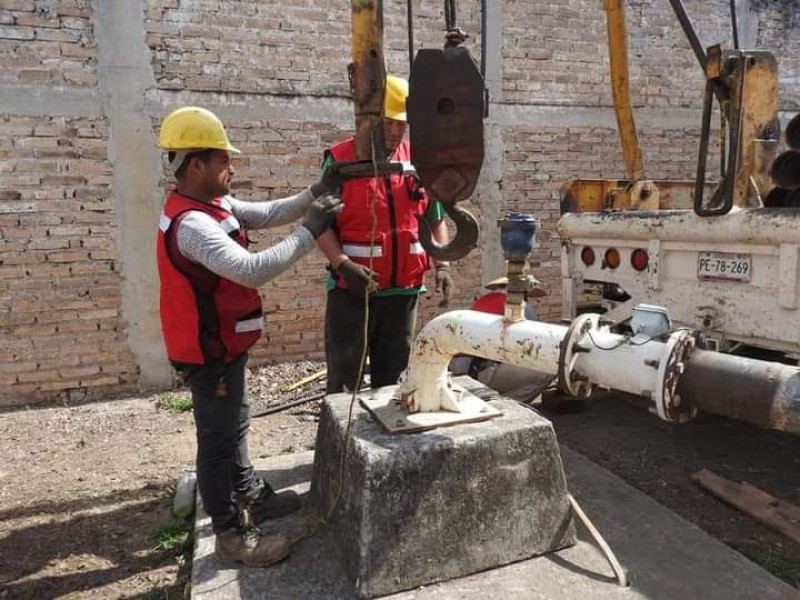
(765, 114, 800, 207)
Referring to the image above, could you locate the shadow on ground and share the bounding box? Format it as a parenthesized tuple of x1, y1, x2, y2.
(0, 482, 192, 599)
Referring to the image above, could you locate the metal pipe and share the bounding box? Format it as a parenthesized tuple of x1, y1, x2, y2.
(399, 308, 800, 434)
(786, 113, 800, 151)
(398, 310, 567, 412)
(771, 150, 800, 190)
(677, 349, 800, 434)
(571, 330, 668, 398)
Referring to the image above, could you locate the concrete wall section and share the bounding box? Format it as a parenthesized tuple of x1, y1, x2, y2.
(0, 1, 799, 405)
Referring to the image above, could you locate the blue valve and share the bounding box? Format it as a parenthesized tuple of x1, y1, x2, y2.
(498, 212, 539, 262)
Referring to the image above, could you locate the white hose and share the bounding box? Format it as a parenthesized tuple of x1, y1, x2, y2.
(568, 494, 629, 588)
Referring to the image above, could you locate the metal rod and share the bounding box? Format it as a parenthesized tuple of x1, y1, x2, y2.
(667, 0, 707, 71)
(252, 392, 325, 419)
(480, 0, 487, 79)
(729, 0, 740, 49)
(694, 77, 715, 215)
(407, 0, 415, 72)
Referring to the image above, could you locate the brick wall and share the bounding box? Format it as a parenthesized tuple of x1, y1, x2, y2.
(756, 0, 800, 109)
(502, 0, 734, 108)
(0, 115, 138, 405)
(0, 0, 95, 87)
(1, 1, 798, 406)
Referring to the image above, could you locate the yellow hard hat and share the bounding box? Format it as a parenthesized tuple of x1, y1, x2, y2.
(384, 74, 408, 122)
(159, 106, 240, 153)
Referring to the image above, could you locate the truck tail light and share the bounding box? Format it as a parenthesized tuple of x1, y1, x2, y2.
(581, 247, 596, 266)
(631, 248, 649, 271)
(604, 248, 621, 269)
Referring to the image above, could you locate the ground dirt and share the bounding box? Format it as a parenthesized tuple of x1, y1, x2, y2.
(1, 365, 798, 598)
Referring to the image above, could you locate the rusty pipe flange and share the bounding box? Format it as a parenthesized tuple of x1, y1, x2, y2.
(558, 313, 600, 399)
(653, 329, 696, 423)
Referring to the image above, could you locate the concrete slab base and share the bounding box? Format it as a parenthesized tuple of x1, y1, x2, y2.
(311, 379, 575, 597)
(191, 448, 798, 600)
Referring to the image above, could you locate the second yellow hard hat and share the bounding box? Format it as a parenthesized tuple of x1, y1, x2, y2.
(384, 74, 409, 122)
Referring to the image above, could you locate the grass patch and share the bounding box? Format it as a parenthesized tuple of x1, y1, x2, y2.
(154, 517, 193, 554)
(157, 392, 193, 412)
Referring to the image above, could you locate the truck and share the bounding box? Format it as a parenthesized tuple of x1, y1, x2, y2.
(558, 0, 800, 361)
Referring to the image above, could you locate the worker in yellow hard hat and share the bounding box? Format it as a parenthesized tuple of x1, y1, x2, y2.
(156, 106, 342, 568)
(316, 74, 453, 394)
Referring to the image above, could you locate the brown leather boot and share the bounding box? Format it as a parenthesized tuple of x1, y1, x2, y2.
(239, 481, 302, 524)
(214, 525, 290, 567)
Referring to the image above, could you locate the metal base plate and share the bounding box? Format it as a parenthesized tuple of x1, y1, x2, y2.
(360, 383, 502, 434)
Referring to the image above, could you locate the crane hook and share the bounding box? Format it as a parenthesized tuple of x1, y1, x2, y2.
(417, 203, 480, 262)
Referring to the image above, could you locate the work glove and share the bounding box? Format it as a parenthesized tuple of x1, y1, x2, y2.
(435, 264, 454, 308)
(301, 194, 343, 239)
(337, 259, 379, 297)
(310, 163, 345, 198)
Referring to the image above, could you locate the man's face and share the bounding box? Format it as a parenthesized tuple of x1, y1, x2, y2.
(383, 118, 407, 154)
(191, 149, 234, 198)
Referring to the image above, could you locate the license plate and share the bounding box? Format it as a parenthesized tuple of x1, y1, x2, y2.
(698, 252, 751, 282)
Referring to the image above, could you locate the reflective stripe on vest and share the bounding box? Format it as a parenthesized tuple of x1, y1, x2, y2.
(342, 243, 384, 258)
(235, 316, 264, 333)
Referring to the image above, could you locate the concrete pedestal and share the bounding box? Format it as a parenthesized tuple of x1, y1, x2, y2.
(309, 377, 576, 598)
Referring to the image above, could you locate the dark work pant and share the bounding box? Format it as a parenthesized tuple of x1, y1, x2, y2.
(188, 353, 260, 533)
(325, 288, 419, 393)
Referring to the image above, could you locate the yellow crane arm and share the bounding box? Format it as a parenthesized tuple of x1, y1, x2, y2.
(350, 0, 386, 160)
(604, 0, 643, 182)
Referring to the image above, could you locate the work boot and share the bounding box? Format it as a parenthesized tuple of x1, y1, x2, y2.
(215, 525, 290, 568)
(239, 480, 302, 523)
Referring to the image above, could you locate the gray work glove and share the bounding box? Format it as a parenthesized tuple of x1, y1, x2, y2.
(337, 259, 379, 297)
(435, 264, 454, 308)
(310, 164, 345, 197)
(302, 194, 343, 239)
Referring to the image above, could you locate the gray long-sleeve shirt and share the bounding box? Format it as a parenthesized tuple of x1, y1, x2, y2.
(175, 187, 316, 288)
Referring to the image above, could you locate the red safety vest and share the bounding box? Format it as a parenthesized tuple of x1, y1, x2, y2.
(156, 191, 263, 366)
(329, 138, 430, 290)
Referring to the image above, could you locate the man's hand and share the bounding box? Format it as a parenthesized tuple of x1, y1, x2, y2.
(310, 164, 344, 198)
(337, 259, 379, 297)
(435, 264, 454, 308)
(301, 194, 343, 239)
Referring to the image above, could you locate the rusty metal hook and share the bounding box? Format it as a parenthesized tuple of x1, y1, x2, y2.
(417, 202, 479, 262)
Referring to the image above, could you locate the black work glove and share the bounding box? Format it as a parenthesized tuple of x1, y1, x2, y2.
(435, 264, 454, 308)
(337, 259, 379, 297)
(302, 194, 343, 239)
(310, 163, 345, 197)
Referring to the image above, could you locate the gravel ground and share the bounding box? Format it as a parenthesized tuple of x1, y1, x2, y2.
(1, 361, 798, 598)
